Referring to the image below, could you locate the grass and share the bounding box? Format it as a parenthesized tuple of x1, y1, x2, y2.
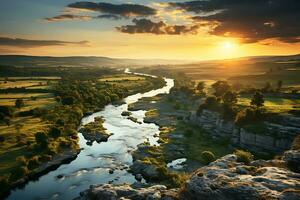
(0, 80, 49, 89)
(0, 117, 49, 174)
(238, 97, 300, 113)
(98, 74, 145, 82)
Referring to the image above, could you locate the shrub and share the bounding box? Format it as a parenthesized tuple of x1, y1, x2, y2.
(39, 154, 52, 162)
(16, 156, 28, 166)
(49, 127, 61, 138)
(235, 108, 266, 126)
(234, 150, 254, 165)
(35, 132, 48, 147)
(11, 166, 29, 180)
(201, 151, 216, 164)
(0, 175, 10, 193)
(15, 98, 25, 109)
(0, 135, 5, 142)
(197, 96, 221, 114)
(27, 156, 40, 170)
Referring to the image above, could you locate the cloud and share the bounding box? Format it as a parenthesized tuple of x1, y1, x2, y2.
(44, 14, 92, 22)
(116, 18, 199, 35)
(169, 0, 300, 43)
(95, 14, 122, 20)
(0, 37, 89, 48)
(68, 1, 157, 17)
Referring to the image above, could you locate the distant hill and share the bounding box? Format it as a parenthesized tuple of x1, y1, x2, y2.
(0, 55, 189, 68)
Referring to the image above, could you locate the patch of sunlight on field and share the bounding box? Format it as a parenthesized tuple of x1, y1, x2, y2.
(0, 80, 48, 89)
(0, 93, 53, 99)
(0, 76, 61, 80)
(0, 97, 56, 110)
(238, 97, 300, 112)
(99, 74, 145, 82)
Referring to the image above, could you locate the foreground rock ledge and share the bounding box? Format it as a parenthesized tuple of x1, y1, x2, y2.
(74, 184, 179, 200)
(75, 152, 300, 200)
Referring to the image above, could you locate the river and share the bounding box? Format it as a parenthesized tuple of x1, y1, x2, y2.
(7, 70, 174, 200)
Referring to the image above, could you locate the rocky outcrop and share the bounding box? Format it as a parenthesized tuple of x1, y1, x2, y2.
(75, 152, 300, 200)
(181, 154, 300, 200)
(191, 109, 300, 154)
(283, 150, 300, 173)
(79, 117, 112, 143)
(74, 184, 179, 200)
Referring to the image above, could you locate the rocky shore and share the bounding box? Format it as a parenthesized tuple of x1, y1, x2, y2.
(75, 150, 300, 200)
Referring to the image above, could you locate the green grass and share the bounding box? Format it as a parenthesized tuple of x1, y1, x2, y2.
(238, 97, 300, 113)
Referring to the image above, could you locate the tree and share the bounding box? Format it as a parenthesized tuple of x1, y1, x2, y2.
(277, 80, 283, 92)
(61, 96, 74, 105)
(251, 92, 264, 107)
(263, 82, 272, 92)
(15, 98, 24, 109)
(49, 127, 61, 138)
(35, 132, 48, 147)
(212, 81, 231, 97)
(197, 81, 205, 93)
(222, 91, 238, 105)
(201, 151, 215, 164)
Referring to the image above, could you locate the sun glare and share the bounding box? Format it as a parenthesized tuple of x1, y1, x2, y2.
(222, 41, 235, 50)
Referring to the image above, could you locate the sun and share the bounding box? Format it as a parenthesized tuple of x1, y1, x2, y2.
(222, 41, 235, 50)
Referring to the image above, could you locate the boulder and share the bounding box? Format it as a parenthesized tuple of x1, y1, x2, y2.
(181, 154, 300, 200)
(283, 150, 300, 173)
(74, 184, 179, 200)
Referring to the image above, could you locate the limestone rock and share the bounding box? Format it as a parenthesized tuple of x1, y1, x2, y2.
(74, 184, 179, 200)
(181, 154, 300, 200)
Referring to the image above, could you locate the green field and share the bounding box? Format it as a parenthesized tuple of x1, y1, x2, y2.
(238, 97, 300, 113)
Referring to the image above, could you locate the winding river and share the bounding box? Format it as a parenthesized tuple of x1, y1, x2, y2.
(7, 70, 174, 200)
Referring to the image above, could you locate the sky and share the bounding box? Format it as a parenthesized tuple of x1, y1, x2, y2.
(0, 0, 299, 60)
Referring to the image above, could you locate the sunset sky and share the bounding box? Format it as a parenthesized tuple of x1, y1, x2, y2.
(0, 0, 299, 60)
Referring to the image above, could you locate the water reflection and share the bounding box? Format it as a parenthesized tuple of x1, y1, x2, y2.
(7, 70, 174, 200)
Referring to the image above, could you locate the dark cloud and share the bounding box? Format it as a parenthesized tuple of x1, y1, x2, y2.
(68, 1, 157, 17)
(44, 14, 92, 22)
(169, 0, 300, 43)
(95, 14, 122, 20)
(117, 18, 199, 35)
(0, 37, 89, 48)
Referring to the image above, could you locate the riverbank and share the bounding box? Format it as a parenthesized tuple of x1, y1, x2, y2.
(1, 71, 167, 199)
(2, 148, 79, 198)
(127, 89, 231, 183)
(75, 149, 300, 200)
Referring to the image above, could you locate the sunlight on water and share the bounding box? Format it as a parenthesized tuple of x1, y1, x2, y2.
(7, 69, 174, 200)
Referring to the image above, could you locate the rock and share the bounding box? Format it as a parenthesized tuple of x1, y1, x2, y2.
(74, 184, 179, 200)
(56, 174, 64, 179)
(121, 111, 132, 116)
(130, 160, 160, 181)
(283, 150, 300, 173)
(135, 174, 143, 182)
(108, 169, 114, 174)
(181, 154, 300, 200)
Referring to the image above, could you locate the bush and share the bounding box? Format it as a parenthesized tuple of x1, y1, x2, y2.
(16, 156, 28, 166)
(235, 108, 266, 126)
(197, 96, 221, 115)
(234, 150, 254, 165)
(11, 166, 29, 180)
(35, 132, 48, 147)
(201, 151, 216, 164)
(49, 127, 61, 138)
(39, 154, 52, 162)
(0, 135, 5, 142)
(0, 175, 10, 193)
(27, 156, 40, 170)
